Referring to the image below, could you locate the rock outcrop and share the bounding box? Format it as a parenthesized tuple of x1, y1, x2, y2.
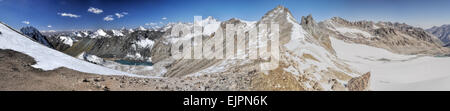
(348, 72, 371, 91)
(20, 26, 54, 48)
(46, 36, 73, 51)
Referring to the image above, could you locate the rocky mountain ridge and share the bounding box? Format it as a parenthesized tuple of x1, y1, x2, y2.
(319, 17, 449, 55)
(427, 24, 450, 47)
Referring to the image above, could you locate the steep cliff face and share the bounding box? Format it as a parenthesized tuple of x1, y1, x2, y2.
(348, 72, 371, 91)
(320, 17, 449, 55)
(20, 26, 54, 48)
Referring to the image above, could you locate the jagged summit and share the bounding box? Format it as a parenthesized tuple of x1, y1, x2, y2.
(91, 29, 109, 38)
(195, 16, 219, 26)
(137, 26, 147, 31)
(301, 14, 316, 26)
(260, 5, 297, 24)
(20, 26, 53, 48)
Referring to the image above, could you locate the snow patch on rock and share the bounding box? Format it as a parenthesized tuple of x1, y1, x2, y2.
(59, 36, 73, 46)
(135, 38, 154, 48)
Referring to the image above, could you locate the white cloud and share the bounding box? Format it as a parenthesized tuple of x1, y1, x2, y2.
(104, 15, 114, 21)
(58, 13, 81, 18)
(88, 7, 103, 14)
(22, 21, 30, 25)
(161, 17, 167, 20)
(47, 25, 52, 28)
(115, 12, 128, 18)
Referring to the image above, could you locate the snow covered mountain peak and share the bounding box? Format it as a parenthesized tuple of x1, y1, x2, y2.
(111, 29, 124, 36)
(196, 16, 221, 35)
(137, 26, 147, 31)
(260, 5, 296, 24)
(195, 16, 218, 26)
(128, 28, 135, 33)
(19, 26, 53, 48)
(92, 29, 109, 38)
(73, 31, 91, 37)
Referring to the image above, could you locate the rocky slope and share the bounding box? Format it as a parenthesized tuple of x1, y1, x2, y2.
(319, 17, 449, 55)
(149, 6, 367, 91)
(0, 49, 256, 91)
(427, 24, 450, 47)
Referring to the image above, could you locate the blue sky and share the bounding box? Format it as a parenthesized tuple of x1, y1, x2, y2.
(1, 0, 450, 31)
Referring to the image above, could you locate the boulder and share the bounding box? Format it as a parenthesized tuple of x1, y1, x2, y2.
(348, 72, 371, 91)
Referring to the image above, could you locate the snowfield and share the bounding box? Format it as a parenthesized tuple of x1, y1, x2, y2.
(59, 36, 73, 46)
(325, 20, 374, 38)
(112, 30, 124, 36)
(331, 37, 450, 91)
(334, 27, 374, 38)
(0, 23, 147, 78)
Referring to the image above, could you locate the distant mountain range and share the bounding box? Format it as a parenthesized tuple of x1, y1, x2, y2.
(427, 24, 450, 47)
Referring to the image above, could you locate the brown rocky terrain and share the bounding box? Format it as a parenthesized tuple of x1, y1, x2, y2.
(0, 49, 257, 91)
(0, 49, 370, 91)
(319, 17, 450, 55)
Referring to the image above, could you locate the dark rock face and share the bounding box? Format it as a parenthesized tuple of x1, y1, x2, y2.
(301, 14, 336, 54)
(383, 22, 442, 44)
(444, 43, 450, 47)
(427, 24, 450, 46)
(46, 36, 72, 51)
(20, 26, 53, 48)
(86, 30, 164, 59)
(301, 14, 316, 27)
